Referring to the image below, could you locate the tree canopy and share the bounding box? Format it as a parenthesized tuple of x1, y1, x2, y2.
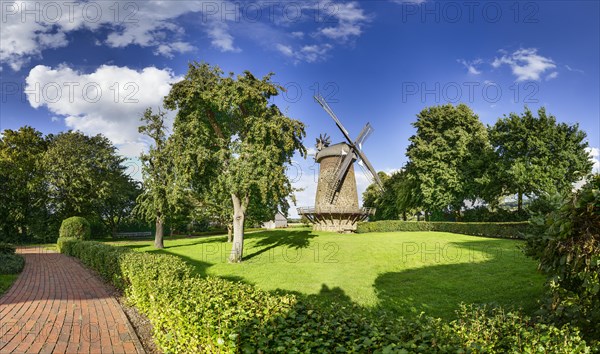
(164, 62, 306, 262)
(405, 104, 490, 216)
(488, 107, 592, 210)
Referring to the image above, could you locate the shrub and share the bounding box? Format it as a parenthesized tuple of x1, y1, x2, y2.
(0, 242, 16, 255)
(357, 220, 529, 239)
(59, 217, 91, 240)
(525, 175, 600, 341)
(0, 253, 25, 274)
(57, 237, 592, 353)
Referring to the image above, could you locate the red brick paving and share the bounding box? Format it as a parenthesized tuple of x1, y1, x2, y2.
(0, 248, 145, 354)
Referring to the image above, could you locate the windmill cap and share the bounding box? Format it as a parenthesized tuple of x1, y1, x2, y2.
(315, 142, 357, 163)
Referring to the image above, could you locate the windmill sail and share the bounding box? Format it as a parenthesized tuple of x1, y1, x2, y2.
(314, 95, 384, 193)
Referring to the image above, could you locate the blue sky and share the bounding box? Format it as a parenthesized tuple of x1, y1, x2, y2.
(1, 0, 599, 216)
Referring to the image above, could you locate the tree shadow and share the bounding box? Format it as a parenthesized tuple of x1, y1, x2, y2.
(145, 248, 214, 277)
(243, 230, 317, 261)
(373, 239, 543, 319)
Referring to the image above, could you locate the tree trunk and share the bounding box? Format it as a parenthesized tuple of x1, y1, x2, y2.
(402, 211, 407, 221)
(227, 223, 233, 243)
(155, 217, 164, 249)
(517, 191, 523, 212)
(229, 194, 247, 263)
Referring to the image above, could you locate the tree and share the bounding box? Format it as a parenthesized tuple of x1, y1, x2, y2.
(136, 108, 172, 249)
(43, 131, 133, 233)
(488, 107, 592, 211)
(405, 104, 490, 217)
(0, 126, 48, 242)
(363, 170, 421, 221)
(100, 174, 141, 235)
(165, 62, 305, 262)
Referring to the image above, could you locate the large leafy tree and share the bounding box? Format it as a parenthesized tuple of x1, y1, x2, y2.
(136, 108, 172, 249)
(43, 131, 133, 230)
(488, 107, 592, 211)
(165, 62, 305, 262)
(405, 104, 490, 217)
(0, 126, 48, 242)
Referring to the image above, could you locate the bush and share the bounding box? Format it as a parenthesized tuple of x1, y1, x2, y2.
(57, 237, 591, 353)
(462, 206, 530, 222)
(0, 242, 16, 255)
(525, 175, 600, 341)
(59, 217, 91, 240)
(0, 253, 25, 274)
(357, 221, 529, 239)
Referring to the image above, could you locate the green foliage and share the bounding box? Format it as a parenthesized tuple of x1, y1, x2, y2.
(0, 253, 25, 274)
(0, 126, 49, 242)
(357, 221, 529, 239)
(405, 104, 491, 214)
(59, 217, 91, 240)
(44, 131, 138, 239)
(525, 175, 600, 340)
(0, 274, 19, 296)
(434, 304, 589, 353)
(461, 206, 529, 222)
(165, 62, 306, 261)
(58, 238, 590, 353)
(1, 127, 140, 243)
(488, 107, 592, 210)
(363, 170, 418, 221)
(0, 242, 16, 254)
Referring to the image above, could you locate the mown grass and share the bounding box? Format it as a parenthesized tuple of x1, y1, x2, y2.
(0, 274, 18, 296)
(110, 228, 545, 319)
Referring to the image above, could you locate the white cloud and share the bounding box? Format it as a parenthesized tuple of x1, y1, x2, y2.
(205, 21, 240, 52)
(1, 0, 237, 70)
(155, 42, 195, 58)
(457, 59, 483, 75)
(492, 48, 556, 81)
(25, 64, 180, 156)
(299, 44, 333, 63)
(276, 44, 294, 57)
(546, 71, 559, 81)
(2, 1, 372, 69)
(565, 65, 584, 74)
(318, 2, 369, 41)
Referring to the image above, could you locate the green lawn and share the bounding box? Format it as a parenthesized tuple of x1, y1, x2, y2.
(0, 274, 18, 296)
(111, 228, 545, 319)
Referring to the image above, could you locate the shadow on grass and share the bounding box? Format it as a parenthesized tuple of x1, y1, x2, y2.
(373, 239, 541, 319)
(243, 230, 317, 261)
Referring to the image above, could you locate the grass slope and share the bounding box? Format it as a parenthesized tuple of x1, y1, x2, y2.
(111, 228, 545, 319)
(0, 274, 18, 296)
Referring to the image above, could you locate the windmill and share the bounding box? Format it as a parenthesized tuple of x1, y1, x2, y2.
(297, 95, 383, 232)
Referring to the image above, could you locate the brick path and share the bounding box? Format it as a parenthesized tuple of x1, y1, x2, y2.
(0, 248, 145, 354)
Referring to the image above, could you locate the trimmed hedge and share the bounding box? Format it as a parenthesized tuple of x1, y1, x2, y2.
(0, 242, 17, 255)
(59, 216, 91, 240)
(0, 242, 24, 274)
(357, 221, 529, 239)
(57, 238, 590, 353)
(0, 254, 25, 274)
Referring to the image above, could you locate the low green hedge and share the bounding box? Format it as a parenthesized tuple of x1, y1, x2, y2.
(357, 221, 530, 239)
(0, 253, 25, 274)
(57, 238, 590, 353)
